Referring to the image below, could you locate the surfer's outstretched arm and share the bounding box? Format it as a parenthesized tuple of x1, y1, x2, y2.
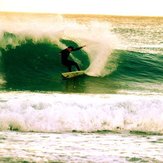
(72, 45, 86, 51)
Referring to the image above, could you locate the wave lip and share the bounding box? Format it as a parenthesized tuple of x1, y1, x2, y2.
(0, 93, 163, 134)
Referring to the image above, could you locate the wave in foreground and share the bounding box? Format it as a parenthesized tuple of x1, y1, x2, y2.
(0, 92, 163, 134)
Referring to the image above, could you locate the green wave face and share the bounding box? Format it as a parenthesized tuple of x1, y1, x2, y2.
(0, 33, 90, 92)
(0, 32, 163, 93)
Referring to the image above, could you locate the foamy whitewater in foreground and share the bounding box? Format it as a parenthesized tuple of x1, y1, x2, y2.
(0, 92, 163, 163)
(0, 92, 163, 162)
(0, 131, 163, 163)
(0, 92, 163, 133)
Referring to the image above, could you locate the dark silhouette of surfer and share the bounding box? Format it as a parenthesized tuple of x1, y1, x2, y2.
(60, 45, 86, 72)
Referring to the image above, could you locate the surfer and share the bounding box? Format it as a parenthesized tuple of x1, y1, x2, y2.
(60, 45, 86, 72)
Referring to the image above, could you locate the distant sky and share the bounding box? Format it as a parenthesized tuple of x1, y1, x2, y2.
(0, 0, 162, 16)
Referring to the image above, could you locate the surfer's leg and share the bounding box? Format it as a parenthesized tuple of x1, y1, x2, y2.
(67, 61, 72, 72)
(64, 61, 72, 72)
(68, 65, 72, 72)
(68, 60, 80, 71)
(75, 63, 80, 71)
(72, 61, 80, 71)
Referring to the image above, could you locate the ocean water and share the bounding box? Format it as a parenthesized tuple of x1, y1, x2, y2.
(0, 13, 163, 162)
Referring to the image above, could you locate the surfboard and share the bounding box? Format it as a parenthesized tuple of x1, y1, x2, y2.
(62, 70, 85, 78)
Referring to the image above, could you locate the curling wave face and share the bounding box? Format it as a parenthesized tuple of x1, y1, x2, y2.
(0, 14, 163, 93)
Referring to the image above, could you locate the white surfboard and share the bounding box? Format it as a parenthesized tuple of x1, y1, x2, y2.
(62, 70, 85, 78)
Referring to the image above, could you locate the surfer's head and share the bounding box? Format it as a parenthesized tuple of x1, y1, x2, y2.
(67, 46, 74, 51)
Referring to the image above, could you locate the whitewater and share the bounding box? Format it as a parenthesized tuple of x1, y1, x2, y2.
(0, 92, 163, 133)
(0, 13, 163, 162)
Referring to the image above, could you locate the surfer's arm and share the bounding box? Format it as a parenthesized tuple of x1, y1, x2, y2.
(72, 45, 86, 51)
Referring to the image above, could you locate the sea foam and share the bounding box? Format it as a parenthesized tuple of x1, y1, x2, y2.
(0, 92, 163, 133)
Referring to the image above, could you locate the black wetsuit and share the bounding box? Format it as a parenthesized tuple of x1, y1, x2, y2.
(61, 47, 82, 72)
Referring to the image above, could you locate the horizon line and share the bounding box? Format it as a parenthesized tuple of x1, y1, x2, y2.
(0, 11, 163, 18)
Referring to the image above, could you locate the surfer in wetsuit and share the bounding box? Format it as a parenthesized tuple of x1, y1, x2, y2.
(60, 45, 86, 72)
